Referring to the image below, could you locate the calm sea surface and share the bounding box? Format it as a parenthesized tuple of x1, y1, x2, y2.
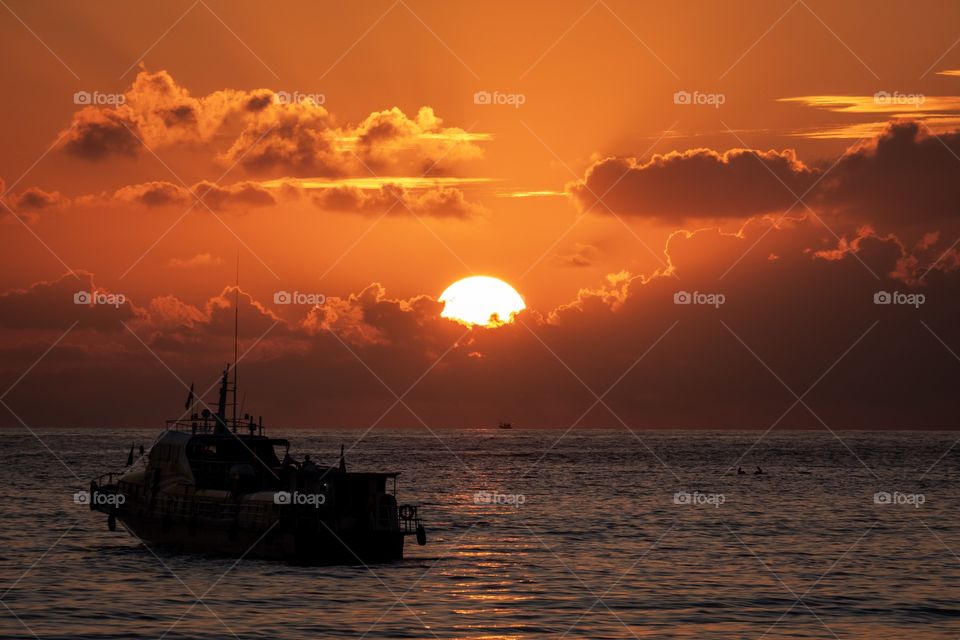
(1, 428, 959, 639)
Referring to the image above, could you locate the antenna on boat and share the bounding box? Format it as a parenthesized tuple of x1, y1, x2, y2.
(232, 250, 239, 430)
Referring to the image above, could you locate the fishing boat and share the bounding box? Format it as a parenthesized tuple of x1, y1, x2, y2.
(87, 366, 427, 564)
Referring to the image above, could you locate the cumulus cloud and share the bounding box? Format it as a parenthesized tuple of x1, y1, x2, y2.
(569, 121, 960, 251)
(107, 177, 478, 217)
(113, 181, 190, 207)
(62, 107, 142, 160)
(568, 147, 817, 221)
(816, 121, 960, 228)
(0, 271, 136, 331)
(302, 283, 446, 347)
(311, 183, 482, 218)
(59, 69, 485, 180)
(6, 187, 68, 212)
(112, 180, 275, 211)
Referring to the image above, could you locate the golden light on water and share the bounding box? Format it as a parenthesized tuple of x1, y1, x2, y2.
(439, 276, 525, 327)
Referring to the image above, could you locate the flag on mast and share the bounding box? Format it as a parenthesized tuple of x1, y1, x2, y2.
(185, 382, 194, 410)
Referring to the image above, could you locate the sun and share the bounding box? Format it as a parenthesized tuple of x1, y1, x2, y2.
(439, 276, 526, 327)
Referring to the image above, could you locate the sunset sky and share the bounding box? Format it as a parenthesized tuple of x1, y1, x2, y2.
(3, 0, 960, 429)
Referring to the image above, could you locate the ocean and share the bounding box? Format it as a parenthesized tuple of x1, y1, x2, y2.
(1, 428, 958, 639)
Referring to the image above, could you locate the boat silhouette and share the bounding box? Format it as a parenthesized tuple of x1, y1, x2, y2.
(88, 367, 427, 564)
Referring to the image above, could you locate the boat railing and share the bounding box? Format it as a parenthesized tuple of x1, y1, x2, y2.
(398, 505, 422, 534)
(165, 418, 266, 436)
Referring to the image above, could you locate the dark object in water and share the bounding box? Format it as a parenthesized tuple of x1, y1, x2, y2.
(89, 366, 426, 565)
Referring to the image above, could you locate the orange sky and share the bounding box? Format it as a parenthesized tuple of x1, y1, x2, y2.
(3, 1, 960, 429)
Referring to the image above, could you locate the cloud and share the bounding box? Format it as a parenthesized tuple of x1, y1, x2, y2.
(302, 283, 448, 347)
(0, 271, 137, 331)
(192, 181, 276, 210)
(62, 107, 142, 160)
(309, 183, 481, 218)
(322, 183, 481, 217)
(59, 69, 486, 180)
(112, 180, 275, 211)
(113, 181, 190, 207)
(780, 94, 960, 139)
(167, 253, 224, 269)
(552, 243, 599, 267)
(568, 147, 817, 221)
(569, 121, 960, 246)
(6, 187, 68, 212)
(815, 121, 960, 230)
(106, 177, 478, 217)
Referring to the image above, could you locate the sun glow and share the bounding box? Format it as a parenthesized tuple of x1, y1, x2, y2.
(439, 276, 525, 327)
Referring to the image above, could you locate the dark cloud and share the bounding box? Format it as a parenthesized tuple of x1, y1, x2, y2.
(817, 121, 960, 229)
(112, 180, 275, 211)
(311, 184, 482, 218)
(7, 187, 68, 212)
(569, 122, 960, 244)
(192, 181, 276, 210)
(0, 271, 136, 331)
(569, 147, 817, 221)
(62, 107, 142, 160)
(114, 181, 191, 208)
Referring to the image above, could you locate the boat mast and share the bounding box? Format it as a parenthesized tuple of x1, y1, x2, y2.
(232, 250, 239, 430)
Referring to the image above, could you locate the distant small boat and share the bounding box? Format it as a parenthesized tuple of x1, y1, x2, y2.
(498, 421, 513, 430)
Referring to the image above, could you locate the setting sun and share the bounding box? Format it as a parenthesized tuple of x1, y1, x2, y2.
(439, 276, 526, 327)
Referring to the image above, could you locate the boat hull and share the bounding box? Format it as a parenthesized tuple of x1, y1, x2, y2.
(113, 512, 406, 565)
